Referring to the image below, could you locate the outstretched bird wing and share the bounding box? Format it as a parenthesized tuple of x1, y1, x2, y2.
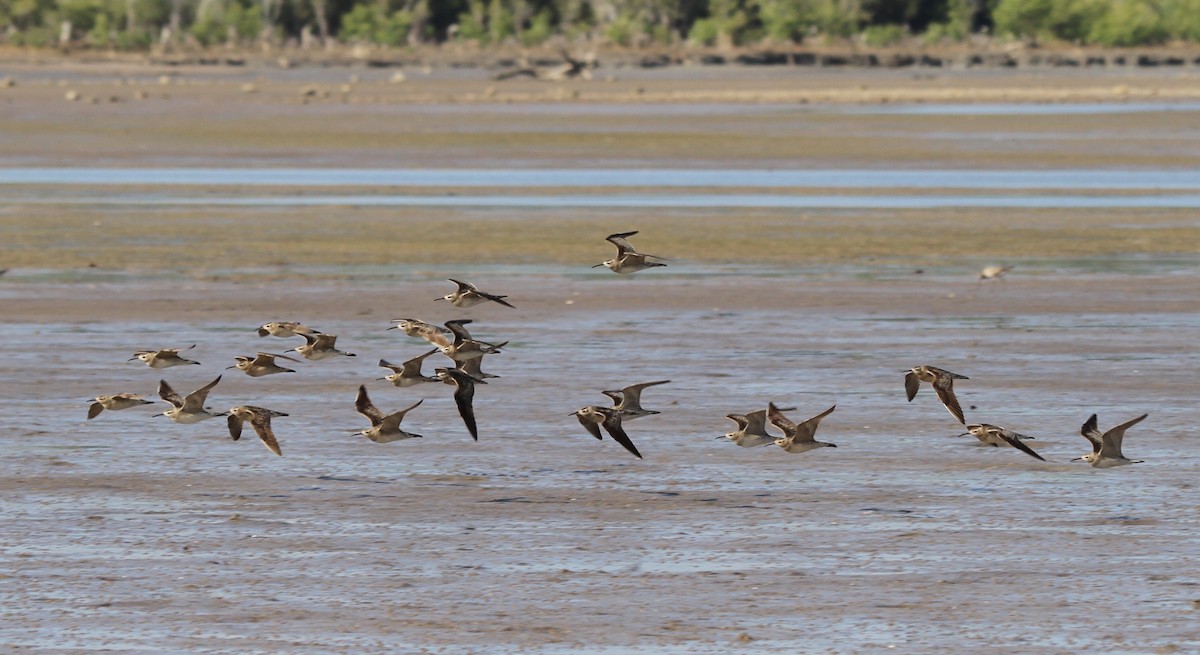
(904, 371, 920, 402)
(1100, 413, 1148, 460)
(600, 411, 642, 459)
(576, 412, 603, 440)
(181, 376, 222, 414)
(1080, 414, 1103, 454)
(157, 379, 185, 409)
(605, 230, 640, 256)
(355, 385, 385, 426)
(619, 380, 670, 411)
(379, 398, 424, 434)
(441, 368, 479, 441)
(443, 319, 474, 345)
(767, 402, 797, 435)
(249, 410, 283, 456)
(990, 427, 1045, 461)
(401, 349, 439, 376)
(792, 405, 837, 444)
(931, 375, 965, 424)
(227, 413, 244, 441)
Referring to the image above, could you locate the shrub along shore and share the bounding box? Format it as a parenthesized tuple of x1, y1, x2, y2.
(4, 40, 1200, 73)
(6, 0, 1200, 58)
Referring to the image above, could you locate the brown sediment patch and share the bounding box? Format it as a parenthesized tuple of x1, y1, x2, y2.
(3, 66, 1200, 168)
(1, 204, 1198, 271)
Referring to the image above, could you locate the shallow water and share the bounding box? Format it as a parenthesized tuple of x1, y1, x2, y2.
(3, 167, 1200, 189)
(3, 82, 1200, 650)
(18, 191, 1200, 209)
(2, 270, 1198, 653)
(848, 101, 1200, 116)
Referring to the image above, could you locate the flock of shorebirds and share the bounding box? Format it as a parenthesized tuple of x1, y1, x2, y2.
(87, 230, 1149, 468)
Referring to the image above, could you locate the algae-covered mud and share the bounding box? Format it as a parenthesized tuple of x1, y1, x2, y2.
(1, 65, 1198, 653)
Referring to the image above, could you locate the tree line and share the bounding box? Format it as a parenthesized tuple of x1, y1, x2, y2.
(4, 0, 1200, 52)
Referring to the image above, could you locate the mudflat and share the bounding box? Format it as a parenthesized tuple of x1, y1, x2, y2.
(1, 63, 1199, 653)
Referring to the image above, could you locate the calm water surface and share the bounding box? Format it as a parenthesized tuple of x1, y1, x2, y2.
(3, 167, 1200, 189)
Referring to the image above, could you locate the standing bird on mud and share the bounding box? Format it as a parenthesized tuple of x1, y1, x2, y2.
(904, 365, 970, 424)
(593, 231, 667, 275)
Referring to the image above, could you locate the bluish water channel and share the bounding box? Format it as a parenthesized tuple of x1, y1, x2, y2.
(2, 168, 1200, 190)
(15, 193, 1200, 209)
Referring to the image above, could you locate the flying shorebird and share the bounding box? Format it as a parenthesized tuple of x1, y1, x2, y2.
(979, 265, 1013, 281)
(292, 332, 356, 361)
(768, 403, 837, 453)
(130, 345, 200, 369)
(228, 352, 300, 377)
(960, 423, 1045, 461)
(593, 230, 667, 274)
(388, 318, 451, 348)
(1075, 413, 1148, 468)
(435, 367, 481, 441)
(378, 349, 441, 387)
(601, 380, 670, 420)
(87, 393, 155, 420)
(719, 409, 777, 448)
(156, 375, 225, 424)
(904, 365, 969, 424)
(226, 405, 287, 456)
(436, 278, 515, 308)
(439, 319, 508, 363)
(572, 405, 642, 459)
(354, 386, 424, 443)
(456, 352, 500, 381)
(257, 321, 321, 338)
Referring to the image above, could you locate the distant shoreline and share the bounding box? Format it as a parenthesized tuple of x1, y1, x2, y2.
(4, 41, 1200, 73)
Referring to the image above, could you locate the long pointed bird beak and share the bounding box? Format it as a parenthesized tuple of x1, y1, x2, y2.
(954, 432, 970, 438)
(591, 263, 604, 268)
(433, 297, 443, 301)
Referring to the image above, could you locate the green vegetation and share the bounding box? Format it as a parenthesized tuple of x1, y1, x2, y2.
(2, 0, 1198, 50)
